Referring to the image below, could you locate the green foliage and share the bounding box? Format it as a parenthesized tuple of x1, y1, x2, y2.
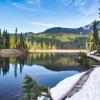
(22, 75, 38, 100)
(97, 41, 100, 54)
(0, 29, 2, 49)
(25, 33, 88, 50)
(15, 28, 18, 48)
(2, 30, 10, 49)
(0, 28, 28, 52)
(10, 34, 16, 49)
(79, 52, 91, 67)
(87, 33, 93, 50)
(22, 75, 47, 100)
(93, 21, 99, 47)
(0, 28, 89, 50)
(93, 20, 100, 53)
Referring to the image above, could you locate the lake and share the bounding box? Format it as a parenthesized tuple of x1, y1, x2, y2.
(0, 53, 98, 100)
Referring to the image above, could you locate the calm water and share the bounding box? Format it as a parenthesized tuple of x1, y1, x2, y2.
(0, 53, 97, 100)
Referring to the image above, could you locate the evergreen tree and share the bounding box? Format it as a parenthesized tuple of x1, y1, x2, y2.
(19, 32, 26, 50)
(2, 30, 6, 49)
(0, 29, 2, 49)
(22, 75, 47, 100)
(48, 42, 51, 49)
(15, 28, 18, 49)
(33, 41, 37, 50)
(2, 30, 9, 49)
(22, 75, 38, 100)
(43, 42, 46, 50)
(20, 32, 23, 49)
(93, 21, 98, 48)
(10, 34, 16, 49)
(6, 31, 10, 48)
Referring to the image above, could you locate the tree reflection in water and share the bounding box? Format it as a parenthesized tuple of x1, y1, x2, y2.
(0, 57, 10, 76)
(0, 53, 98, 77)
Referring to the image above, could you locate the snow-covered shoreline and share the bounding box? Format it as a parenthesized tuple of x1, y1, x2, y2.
(38, 67, 100, 100)
(87, 50, 100, 61)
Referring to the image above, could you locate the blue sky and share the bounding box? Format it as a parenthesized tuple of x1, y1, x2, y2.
(0, 0, 99, 33)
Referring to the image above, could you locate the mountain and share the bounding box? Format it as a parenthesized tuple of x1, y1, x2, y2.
(42, 23, 93, 34)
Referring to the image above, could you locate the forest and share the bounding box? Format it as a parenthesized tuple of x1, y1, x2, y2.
(0, 28, 93, 52)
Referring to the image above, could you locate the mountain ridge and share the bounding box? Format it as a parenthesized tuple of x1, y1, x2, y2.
(40, 23, 93, 34)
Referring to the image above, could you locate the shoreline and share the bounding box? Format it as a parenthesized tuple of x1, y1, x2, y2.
(87, 50, 100, 62)
(0, 49, 25, 57)
(28, 49, 89, 53)
(0, 49, 89, 57)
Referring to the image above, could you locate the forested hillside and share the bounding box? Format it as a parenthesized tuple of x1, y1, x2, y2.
(25, 32, 92, 50)
(0, 28, 93, 51)
(42, 27, 91, 34)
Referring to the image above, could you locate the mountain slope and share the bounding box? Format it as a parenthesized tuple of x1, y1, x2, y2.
(42, 23, 93, 34)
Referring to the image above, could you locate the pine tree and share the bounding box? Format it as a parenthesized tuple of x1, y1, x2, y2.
(6, 31, 10, 48)
(0, 29, 2, 49)
(22, 75, 38, 100)
(2, 30, 6, 49)
(2, 30, 9, 49)
(93, 21, 98, 47)
(15, 28, 18, 49)
(20, 32, 23, 49)
(19, 32, 26, 50)
(10, 34, 16, 49)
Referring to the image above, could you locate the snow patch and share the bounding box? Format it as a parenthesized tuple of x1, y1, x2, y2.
(38, 67, 100, 100)
(65, 67, 100, 100)
(50, 72, 85, 100)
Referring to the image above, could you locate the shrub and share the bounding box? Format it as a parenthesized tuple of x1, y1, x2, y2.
(79, 52, 91, 67)
(22, 75, 47, 100)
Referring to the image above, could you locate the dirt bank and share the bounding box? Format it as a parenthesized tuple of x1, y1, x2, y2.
(0, 49, 25, 57)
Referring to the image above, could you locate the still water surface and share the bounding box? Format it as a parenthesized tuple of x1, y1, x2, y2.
(0, 53, 96, 100)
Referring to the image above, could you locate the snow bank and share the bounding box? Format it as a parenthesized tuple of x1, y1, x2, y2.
(65, 67, 100, 100)
(87, 50, 100, 61)
(50, 67, 100, 100)
(49, 72, 85, 100)
(87, 54, 100, 61)
(87, 50, 97, 55)
(38, 67, 100, 100)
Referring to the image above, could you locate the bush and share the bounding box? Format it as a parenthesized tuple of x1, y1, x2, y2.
(22, 75, 47, 100)
(79, 52, 91, 67)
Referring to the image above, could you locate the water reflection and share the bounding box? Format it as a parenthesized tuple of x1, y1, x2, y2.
(0, 53, 98, 78)
(0, 53, 79, 77)
(0, 57, 10, 76)
(0, 53, 98, 100)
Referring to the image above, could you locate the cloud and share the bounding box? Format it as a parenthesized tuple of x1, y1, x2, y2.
(61, 0, 86, 6)
(62, 0, 72, 6)
(79, 4, 98, 25)
(12, 2, 36, 11)
(74, 0, 86, 6)
(81, 5, 98, 18)
(29, 21, 64, 27)
(27, 21, 66, 33)
(26, 0, 41, 6)
(27, 0, 36, 4)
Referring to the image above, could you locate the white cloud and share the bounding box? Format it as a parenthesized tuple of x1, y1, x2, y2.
(62, 0, 72, 6)
(61, 0, 86, 6)
(74, 0, 86, 6)
(80, 6, 97, 17)
(27, 0, 36, 4)
(29, 21, 64, 27)
(27, 0, 41, 6)
(79, 4, 99, 25)
(12, 2, 36, 11)
(12, 2, 21, 8)
(28, 21, 66, 32)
